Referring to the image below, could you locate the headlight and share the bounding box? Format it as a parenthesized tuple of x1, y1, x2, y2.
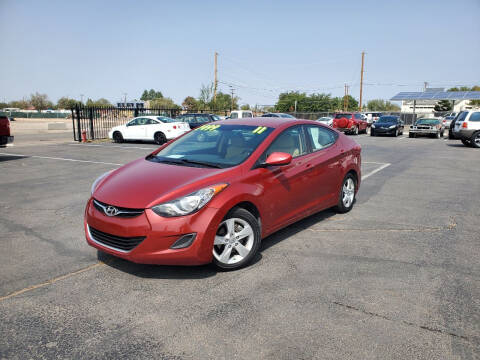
(389, 125, 396, 129)
(91, 171, 111, 195)
(371, 124, 375, 128)
(152, 184, 228, 217)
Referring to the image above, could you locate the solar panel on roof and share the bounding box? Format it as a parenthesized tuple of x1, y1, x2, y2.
(391, 91, 480, 101)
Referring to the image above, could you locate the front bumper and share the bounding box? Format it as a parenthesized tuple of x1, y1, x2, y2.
(0, 135, 14, 145)
(334, 127, 354, 133)
(84, 198, 223, 265)
(372, 127, 396, 134)
(409, 128, 439, 136)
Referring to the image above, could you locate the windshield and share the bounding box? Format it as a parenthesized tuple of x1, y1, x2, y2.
(335, 113, 351, 119)
(149, 124, 274, 168)
(416, 119, 440, 125)
(377, 116, 397, 123)
(157, 116, 177, 123)
(212, 115, 221, 121)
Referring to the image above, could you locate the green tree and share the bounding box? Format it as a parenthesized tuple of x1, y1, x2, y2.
(57, 97, 78, 109)
(366, 99, 400, 111)
(30, 92, 51, 111)
(434, 100, 452, 111)
(94, 98, 112, 106)
(198, 83, 213, 107)
(141, 89, 163, 101)
(182, 96, 198, 111)
(211, 91, 238, 110)
(150, 97, 181, 109)
(9, 99, 30, 109)
(240, 104, 251, 110)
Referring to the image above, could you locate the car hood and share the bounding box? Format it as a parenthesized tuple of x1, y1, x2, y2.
(375, 122, 396, 127)
(93, 158, 230, 208)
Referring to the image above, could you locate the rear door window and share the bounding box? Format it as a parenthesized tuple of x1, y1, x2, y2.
(469, 112, 480, 122)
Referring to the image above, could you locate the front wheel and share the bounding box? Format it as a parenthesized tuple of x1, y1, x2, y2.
(335, 174, 357, 214)
(394, 129, 398, 137)
(212, 208, 261, 270)
(461, 139, 471, 147)
(353, 126, 359, 135)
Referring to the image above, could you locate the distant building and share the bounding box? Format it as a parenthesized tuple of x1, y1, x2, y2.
(116, 101, 144, 109)
(400, 88, 473, 114)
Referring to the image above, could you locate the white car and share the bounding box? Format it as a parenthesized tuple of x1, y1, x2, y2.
(452, 109, 480, 148)
(316, 116, 333, 126)
(109, 116, 190, 144)
(228, 110, 253, 119)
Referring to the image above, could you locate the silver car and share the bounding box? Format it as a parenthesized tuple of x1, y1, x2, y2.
(316, 116, 333, 127)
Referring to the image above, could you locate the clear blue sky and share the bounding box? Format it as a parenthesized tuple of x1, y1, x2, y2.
(1, 0, 479, 106)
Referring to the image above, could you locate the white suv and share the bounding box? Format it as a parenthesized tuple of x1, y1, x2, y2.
(452, 109, 480, 148)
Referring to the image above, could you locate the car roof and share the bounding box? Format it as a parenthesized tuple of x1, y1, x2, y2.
(135, 115, 170, 120)
(214, 117, 318, 129)
(179, 113, 213, 116)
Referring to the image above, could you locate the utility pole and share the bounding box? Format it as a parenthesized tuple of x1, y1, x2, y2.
(359, 51, 365, 111)
(344, 84, 349, 111)
(123, 93, 127, 107)
(214, 52, 218, 103)
(230, 86, 235, 111)
(80, 94, 84, 104)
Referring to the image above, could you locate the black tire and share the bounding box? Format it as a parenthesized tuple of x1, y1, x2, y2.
(370, 130, 375, 136)
(393, 129, 398, 137)
(353, 126, 359, 136)
(461, 139, 471, 147)
(154, 132, 167, 145)
(470, 131, 480, 148)
(212, 208, 261, 270)
(435, 131, 440, 139)
(334, 173, 357, 214)
(113, 131, 124, 143)
(440, 130, 444, 138)
(409, 133, 415, 138)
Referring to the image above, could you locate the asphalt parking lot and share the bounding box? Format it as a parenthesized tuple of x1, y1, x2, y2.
(0, 131, 479, 359)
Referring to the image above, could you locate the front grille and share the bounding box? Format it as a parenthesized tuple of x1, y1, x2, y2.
(93, 199, 144, 218)
(89, 226, 146, 251)
(417, 126, 432, 130)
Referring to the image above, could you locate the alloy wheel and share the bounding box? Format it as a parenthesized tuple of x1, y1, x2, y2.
(473, 132, 480, 148)
(213, 218, 254, 265)
(342, 178, 355, 208)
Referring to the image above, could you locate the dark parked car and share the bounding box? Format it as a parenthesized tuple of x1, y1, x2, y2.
(176, 113, 221, 129)
(370, 116, 404, 137)
(261, 113, 296, 119)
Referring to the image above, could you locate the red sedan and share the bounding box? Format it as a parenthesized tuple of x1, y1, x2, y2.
(85, 118, 361, 270)
(332, 113, 368, 135)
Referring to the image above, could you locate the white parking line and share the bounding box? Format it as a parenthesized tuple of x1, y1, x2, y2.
(0, 152, 123, 166)
(362, 163, 391, 180)
(69, 143, 155, 150)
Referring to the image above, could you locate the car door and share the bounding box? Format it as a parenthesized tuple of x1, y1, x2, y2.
(254, 125, 312, 232)
(145, 118, 161, 140)
(126, 117, 147, 139)
(123, 118, 139, 140)
(302, 125, 342, 210)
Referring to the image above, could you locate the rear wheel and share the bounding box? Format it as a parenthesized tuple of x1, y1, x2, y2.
(154, 132, 167, 145)
(113, 131, 123, 143)
(471, 131, 480, 148)
(370, 130, 375, 136)
(212, 208, 261, 270)
(335, 173, 356, 214)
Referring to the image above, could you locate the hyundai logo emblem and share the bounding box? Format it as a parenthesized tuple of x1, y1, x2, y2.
(104, 206, 119, 217)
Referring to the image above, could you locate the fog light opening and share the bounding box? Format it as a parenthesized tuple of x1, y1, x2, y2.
(170, 233, 197, 249)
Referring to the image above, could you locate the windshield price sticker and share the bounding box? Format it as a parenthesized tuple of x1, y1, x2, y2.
(198, 124, 221, 131)
(252, 126, 267, 134)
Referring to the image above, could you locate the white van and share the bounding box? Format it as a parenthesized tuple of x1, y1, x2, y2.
(228, 110, 253, 119)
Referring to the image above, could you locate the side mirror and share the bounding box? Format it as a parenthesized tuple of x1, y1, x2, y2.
(264, 152, 292, 166)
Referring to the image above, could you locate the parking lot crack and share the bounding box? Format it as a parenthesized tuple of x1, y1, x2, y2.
(331, 301, 473, 343)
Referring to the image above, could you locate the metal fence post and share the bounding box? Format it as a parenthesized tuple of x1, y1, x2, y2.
(134, 108, 139, 118)
(71, 108, 76, 141)
(75, 105, 82, 142)
(89, 108, 94, 140)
